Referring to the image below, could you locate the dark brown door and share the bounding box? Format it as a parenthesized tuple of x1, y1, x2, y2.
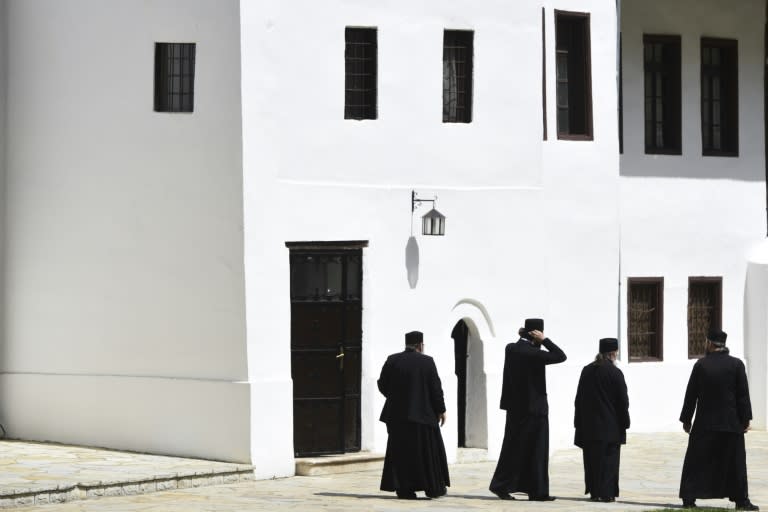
(290, 249, 362, 456)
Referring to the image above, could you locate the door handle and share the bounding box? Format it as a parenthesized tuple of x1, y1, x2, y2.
(336, 347, 345, 370)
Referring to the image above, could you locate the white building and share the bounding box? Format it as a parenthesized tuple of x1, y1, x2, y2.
(0, 0, 765, 479)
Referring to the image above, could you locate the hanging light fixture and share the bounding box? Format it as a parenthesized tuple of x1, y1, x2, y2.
(411, 190, 446, 236)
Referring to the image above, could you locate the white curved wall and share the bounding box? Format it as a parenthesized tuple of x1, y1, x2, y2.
(619, 0, 766, 432)
(1, 0, 250, 462)
(745, 240, 768, 430)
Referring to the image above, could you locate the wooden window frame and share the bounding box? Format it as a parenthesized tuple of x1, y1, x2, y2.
(554, 10, 593, 141)
(643, 35, 682, 155)
(627, 277, 664, 362)
(344, 27, 378, 120)
(443, 29, 474, 124)
(701, 38, 739, 157)
(687, 277, 723, 359)
(542, 8, 548, 140)
(154, 42, 196, 113)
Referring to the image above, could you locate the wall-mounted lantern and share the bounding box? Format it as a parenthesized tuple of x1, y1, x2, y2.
(411, 190, 446, 236)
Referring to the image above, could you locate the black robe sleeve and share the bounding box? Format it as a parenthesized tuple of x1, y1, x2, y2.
(735, 359, 753, 427)
(680, 362, 700, 425)
(428, 358, 446, 416)
(532, 338, 567, 364)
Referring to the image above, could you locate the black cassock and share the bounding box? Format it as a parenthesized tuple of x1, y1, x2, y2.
(489, 337, 566, 498)
(378, 348, 449, 497)
(679, 350, 752, 502)
(573, 359, 630, 500)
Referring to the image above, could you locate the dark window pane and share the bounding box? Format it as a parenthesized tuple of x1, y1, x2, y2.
(643, 35, 680, 153)
(555, 12, 592, 138)
(345, 28, 377, 120)
(154, 42, 195, 113)
(701, 38, 738, 155)
(443, 30, 473, 123)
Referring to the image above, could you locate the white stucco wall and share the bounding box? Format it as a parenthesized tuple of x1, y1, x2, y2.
(241, 0, 620, 475)
(620, 0, 766, 432)
(745, 239, 768, 430)
(1, 0, 250, 462)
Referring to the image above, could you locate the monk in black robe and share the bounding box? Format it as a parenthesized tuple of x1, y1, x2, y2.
(489, 318, 566, 501)
(679, 328, 759, 511)
(574, 337, 630, 503)
(378, 330, 449, 499)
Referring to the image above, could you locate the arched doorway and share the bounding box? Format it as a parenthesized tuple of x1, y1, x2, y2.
(451, 319, 488, 449)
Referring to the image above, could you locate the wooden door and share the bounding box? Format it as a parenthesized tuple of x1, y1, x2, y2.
(289, 249, 362, 456)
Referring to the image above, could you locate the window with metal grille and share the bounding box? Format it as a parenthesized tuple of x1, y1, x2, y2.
(555, 11, 592, 140)
(701, 38, 738, 156)
(345, 28, 377, 120)
(628, 278, 663, 362)
(154, 43, 195, 113)
(644, 35, 681, 154)
(443, 30, 473, 123)
(688, 277, 722, 358)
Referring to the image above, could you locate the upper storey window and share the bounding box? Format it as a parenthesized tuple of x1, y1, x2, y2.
(345, 27, 377, 120)
(443, 30, 473, 123)
(644, 35, 681, 154)
(701, 38, 738, 156)
(154, 43, 196, 113)
(555, 11, 593, 140)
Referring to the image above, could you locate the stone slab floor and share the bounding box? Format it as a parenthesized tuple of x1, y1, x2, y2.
(15, 432, 768, 511)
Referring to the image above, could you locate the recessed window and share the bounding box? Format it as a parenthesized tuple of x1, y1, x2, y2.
(701, 38, 738, 156)
(688, 277, 723, 358)
(643, 35, 681, 154)
(628, 277, 663, 362)
(154, 43, 195, 113)
(443, 30, 473, 123)
(555, 11, 592, 140)
(345, 27, 377, 120)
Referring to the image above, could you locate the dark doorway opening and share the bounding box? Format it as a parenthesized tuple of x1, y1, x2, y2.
(288, 244, 364, 457)
(452, 320, 469, 447)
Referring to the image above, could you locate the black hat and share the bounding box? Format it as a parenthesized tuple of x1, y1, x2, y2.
(405, 331, 423, 345)
(524, 318, 544, 332)
(707, 328, 727, 346)
(599, 338, 619, 353)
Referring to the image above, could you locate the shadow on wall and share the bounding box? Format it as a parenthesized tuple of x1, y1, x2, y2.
(405, 236, 419, 289)
(619, 158, 763, 181)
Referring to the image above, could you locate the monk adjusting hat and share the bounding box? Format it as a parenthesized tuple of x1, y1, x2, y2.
(707, 328, 727, 346)
(524, 318, 544, 332)
(599, 338, 619, 353)
(405, 331, 423, 345)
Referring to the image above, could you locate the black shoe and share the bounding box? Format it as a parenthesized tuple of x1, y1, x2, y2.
(491, 490, 515, 500)
(530, 495, 556, 501)
(736, 500, 760, 511)
(598, 497, 616, 503)
(590, 496, 600, 502)
(682, 499, 697, 509)
(396, 490, 417, 500)
(425, 489, 446, 499)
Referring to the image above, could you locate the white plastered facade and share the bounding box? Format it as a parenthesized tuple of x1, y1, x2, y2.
(0, 0, 763, 480)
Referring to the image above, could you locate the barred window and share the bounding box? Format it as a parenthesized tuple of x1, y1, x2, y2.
(644, 35, 681, 154)
(701, 38, 738, 156)
(628, 278, 663, 361)
(688, 277, 722, 358)
(443, 30, 473, 123)
(345, 28, 377, 120)
(154, 43, 195, 113)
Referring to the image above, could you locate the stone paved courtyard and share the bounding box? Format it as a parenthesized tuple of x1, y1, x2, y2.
(2, 431, 764, 511)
